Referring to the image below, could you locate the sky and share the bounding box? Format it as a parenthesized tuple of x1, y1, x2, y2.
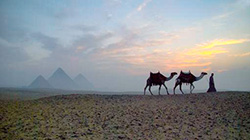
(0, 0, 249, 92)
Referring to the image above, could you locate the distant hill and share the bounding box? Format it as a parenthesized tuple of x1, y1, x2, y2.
(28, 75, 53, 89)
(48, 68, 78, 90)
(74, 74, 94, 90)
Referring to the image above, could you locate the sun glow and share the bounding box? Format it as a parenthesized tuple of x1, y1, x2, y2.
(101, 37, 249, 75)
(187, 49, 228, 56)
(200, 39, 249, 49)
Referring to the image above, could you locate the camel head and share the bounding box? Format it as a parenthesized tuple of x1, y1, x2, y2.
(201, 72, 207, 75)
(165, 72, 177, 81)
(170, 72, 178, 76)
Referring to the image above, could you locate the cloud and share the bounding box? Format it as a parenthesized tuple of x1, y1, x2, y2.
(104, 0, 122, 5)
(236, 0, 250, 7)
(184, 38, 249, 59)
(91, 27, 211, 74)
(178, 62, 212, 68)
(72, 25, 97, 33)
(94, 32, 250, 75)
(231, 52, 250, 57)
(217, 69, 228, 73)
(143, 34, 179, 47)
(0, 13, 29, 43)
(107, 14, 113, 20)
(20, 30, 114, 72)
(0, 37, 29, 68)
(24, 45, 51, 62)
(177, 38, 250, 74)
(186, 49, 228, 57)
(72, 32, 113, 54)
(212, 12, 234, 20)
(199, 39, 249, 49)
(32, 32, 61, 50)
(137, 0, 152, 12)
(54, 7, 77, 19)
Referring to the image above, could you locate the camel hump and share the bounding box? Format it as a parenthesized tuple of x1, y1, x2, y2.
(178, 71, 195, 81)
(181, 71, 191, 74)
(149, 72, 166, 85)
(150, 71, 161, 76)
(180, 71, 195, 77)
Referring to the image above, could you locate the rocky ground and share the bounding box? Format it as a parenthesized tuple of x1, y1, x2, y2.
(0, 92, 250, 139)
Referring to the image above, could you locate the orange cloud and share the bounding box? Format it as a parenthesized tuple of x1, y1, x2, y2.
(123, 57, 145, 65)
(199, 39, 249, 49)
(179, 62, 211, 67)
(182, 60, 198, 63)
(92, 36, 249, 75)
(217, 69, 228, 73)
(201, 67, 211, 72)
(186, 49, 228, 57)
(184, 39, 249, 58)
(231, 52, 250, 57)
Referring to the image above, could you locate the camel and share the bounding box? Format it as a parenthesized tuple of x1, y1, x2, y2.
(144, 72, 177, 95)
(173, 71, 207, 94)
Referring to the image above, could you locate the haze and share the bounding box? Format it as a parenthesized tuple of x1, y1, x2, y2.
(0, 0, 249, 92)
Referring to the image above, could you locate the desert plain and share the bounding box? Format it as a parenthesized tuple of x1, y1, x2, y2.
(0, 89, 250, 140)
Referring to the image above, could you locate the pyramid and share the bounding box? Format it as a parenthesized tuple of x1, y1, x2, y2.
(74, 74, 94, 90)
(28, 75, 53, 89)
(48, 68, 78, 90)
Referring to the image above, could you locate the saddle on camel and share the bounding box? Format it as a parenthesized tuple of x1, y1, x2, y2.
(178, 71, 196, 84)
(149, 72, 166, 85)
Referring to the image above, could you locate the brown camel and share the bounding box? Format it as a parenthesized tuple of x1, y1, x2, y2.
(144, 72, 177, 95)
(173, 71, 207, 94)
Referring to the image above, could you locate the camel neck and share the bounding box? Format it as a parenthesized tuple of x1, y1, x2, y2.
(166, 74, 174, 81)
(195, 74, 205, 81)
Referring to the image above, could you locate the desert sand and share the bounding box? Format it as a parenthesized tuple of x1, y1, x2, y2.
(0, 91, 250, 139)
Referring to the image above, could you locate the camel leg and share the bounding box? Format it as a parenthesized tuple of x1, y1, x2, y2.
(158, 85, 161, 95)
(144, 84, 148, 95)
(189, 84, 191, 93)
(149, 86, 153, 95)
(163, 83, 169, 95)
(173, 82, 178, 94)
(179, 83, 184, 94)
(190, 84, 195, 93)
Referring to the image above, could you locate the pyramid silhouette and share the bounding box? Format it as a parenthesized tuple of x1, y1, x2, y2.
(48, 68, 78, 90)
(29, 75, 53, 89)
(74, 74, 94, 90)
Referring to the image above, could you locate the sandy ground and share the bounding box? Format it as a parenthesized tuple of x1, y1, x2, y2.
(0, 92, 250, 139)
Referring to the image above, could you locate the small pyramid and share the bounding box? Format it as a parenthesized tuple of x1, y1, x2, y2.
(29, 75, 53, 89)
(48, 68, 78, 90)
(74, 74, 94, 90)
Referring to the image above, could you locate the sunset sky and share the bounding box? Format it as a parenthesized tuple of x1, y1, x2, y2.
(0, 0, 249, 92)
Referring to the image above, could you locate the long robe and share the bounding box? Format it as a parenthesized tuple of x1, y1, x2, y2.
(207, 75, 217, 92)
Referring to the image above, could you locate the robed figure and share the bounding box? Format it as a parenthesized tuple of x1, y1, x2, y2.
(207, 73, 217, 92)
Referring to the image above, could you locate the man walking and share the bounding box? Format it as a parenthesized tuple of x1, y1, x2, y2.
(207, 73, 217, 92)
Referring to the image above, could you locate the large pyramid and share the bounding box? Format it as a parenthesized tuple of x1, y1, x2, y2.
(28, 75, 53, 89)
(74, 74, 94, 90)
(48, 68, 78, 90)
